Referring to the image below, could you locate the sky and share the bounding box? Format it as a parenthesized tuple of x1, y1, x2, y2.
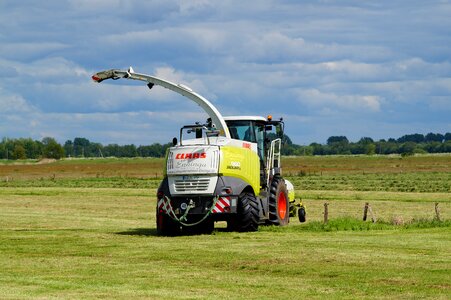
(0, 0, 450, 145)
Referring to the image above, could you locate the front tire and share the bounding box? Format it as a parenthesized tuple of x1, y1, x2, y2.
(268, 176, 290, 226)
(234, 192, 259, 232)
(298, 206, 306, 223)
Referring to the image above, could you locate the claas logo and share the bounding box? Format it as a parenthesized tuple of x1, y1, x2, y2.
(175, 152, 207, 159)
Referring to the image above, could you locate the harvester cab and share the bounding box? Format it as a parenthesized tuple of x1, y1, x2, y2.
(92, 67, 303, 235)
(224, 116, 284, 188)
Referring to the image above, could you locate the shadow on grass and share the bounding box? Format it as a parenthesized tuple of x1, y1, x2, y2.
(115, 227, 233, 237)
(116, 228, 158, 236)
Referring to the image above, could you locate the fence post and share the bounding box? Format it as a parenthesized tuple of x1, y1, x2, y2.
(434, 203, 441, 221)
(363, 202, 369, 221)
(323, 202, 329, 224)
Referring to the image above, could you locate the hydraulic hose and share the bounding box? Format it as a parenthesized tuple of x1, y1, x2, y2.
(161, 196, 219, 227)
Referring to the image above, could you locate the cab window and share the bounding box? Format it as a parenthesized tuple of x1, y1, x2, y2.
(226, 120, 266, 161)
(226, 120, 256, 143)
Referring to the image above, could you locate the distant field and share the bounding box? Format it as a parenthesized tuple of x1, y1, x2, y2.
(0, 154, 450, 298)
(2, 154, 450, 177)
(0, 157, 165, 180)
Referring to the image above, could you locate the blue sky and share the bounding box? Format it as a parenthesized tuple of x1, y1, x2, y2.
(1, 0, 450, 145)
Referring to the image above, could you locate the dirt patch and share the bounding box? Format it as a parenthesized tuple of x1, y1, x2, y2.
(0, 158, 165, 180)
(37, 159, 57, 164)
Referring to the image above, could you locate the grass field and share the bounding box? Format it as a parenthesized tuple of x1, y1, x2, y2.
(0, 155, 450, 299)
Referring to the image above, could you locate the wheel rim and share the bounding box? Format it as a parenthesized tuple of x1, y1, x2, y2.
(277, 192, 287, 220)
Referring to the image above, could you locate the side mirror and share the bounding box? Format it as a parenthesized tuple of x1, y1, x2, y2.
(172, 137, 178, 146)
(265, 125, 272, 131)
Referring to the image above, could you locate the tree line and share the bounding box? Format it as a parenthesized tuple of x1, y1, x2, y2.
(282, 133, 451, 156)
(0, 137, 172, 160)
(1, 132, 450, 160)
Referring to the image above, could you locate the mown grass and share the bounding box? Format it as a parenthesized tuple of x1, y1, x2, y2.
(283, 154, 451, 174)
(261, 217, 451, 232)
(0, 155, 450, 299)
(287, 172, 450, 193)
(2, 172, 449, 193)
(0, 177, 162, 189)
(1, 188, 450, 299)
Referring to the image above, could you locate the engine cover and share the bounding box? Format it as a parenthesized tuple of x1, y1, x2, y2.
(166, 145, 220, 195)
(167, 145, 220, 175)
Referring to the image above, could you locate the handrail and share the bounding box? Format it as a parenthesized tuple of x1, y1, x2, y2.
(266, 138, 282, 186)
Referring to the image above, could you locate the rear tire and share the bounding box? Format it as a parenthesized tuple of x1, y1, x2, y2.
(235, 192, 259, 232)
(268, 176, 290, 226)
(156, 208, 180, 236)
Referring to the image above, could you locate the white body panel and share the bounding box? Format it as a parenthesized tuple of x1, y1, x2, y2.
(166, 138, 258, 195)
(167, 144, 220, 195)
(177, 137, 258, 154)
(167, 145, 220, 175)
(223, 116, 267, 122)
(168, 175, 218, 195)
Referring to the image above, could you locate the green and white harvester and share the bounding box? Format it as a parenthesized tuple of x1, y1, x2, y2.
(92, 67, 305, 235)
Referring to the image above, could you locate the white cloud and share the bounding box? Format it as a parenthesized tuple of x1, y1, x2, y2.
(296, 89, 382, 112)
(361, 96, 381, 112)
(0, 107, 209, 144)
(0, 89, 37, 113)
(102, 26, 228, 54)
(0, 1, 450, 144)
(0, 57, 90, 83)
(177, 0, 214, 15)
(0, 42, 69, 60)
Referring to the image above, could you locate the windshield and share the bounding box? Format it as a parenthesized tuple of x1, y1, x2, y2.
(226, 120, 265, 160)
(226, 120, 256, 142)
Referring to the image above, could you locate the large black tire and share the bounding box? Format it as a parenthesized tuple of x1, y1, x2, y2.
(232, 192, 259, 232)
(298, 206, 306, 223)
(156, 208, 180, 236)
(268, 177, 290, 226)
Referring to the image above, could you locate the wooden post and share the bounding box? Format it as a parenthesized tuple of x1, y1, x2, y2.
(434, 203, 441, 221)
(363, 202, 369, 221)
(323, 202, 329, 224)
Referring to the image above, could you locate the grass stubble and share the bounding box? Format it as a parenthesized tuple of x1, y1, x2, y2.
(0, 155, 450, 299)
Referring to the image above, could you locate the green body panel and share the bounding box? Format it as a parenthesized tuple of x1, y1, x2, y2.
(219, 145, 260, 195)
(288, 189, 295, 201)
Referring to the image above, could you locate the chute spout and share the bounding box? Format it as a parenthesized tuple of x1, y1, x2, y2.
(92, 67, 230, 138)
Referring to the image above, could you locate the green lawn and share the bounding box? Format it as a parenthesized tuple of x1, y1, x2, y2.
(0, 155, 450, 299)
